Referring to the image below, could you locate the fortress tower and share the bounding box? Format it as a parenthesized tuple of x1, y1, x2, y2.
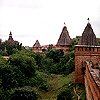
(75, 21, 100, 83)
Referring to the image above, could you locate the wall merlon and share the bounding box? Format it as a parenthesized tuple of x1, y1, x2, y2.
(75, 46, 100, 53)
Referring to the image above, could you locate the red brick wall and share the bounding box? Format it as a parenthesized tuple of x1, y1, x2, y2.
(85, 64, 100, 100)
(75, 46, 100, 83)
(75, 45, 100, 100)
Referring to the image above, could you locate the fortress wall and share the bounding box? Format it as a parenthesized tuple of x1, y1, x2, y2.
(85, 62, 100, 100)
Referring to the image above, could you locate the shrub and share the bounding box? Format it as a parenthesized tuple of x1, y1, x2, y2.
(10, 86, 38, 100)
(29, 71, 49, 91)
(57, 88, 73, 100)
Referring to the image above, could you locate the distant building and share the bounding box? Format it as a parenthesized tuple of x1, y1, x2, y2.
(7, 31, 19, 45)
(57, 25, 71, 46)
(56, 24, 71, 52)
(0, 31, 22, 55)
(32, 40, 42, 53)
(8, 31, 14, 42)
(32, 24, 72, 53)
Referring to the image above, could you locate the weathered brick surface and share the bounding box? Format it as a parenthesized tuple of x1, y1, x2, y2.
(85, 64, 100, 100)
(75, 46, 100, 83)
(75, 46, 100, 100)
(85, 76, 94, 100)
(75, 22, 100, 99)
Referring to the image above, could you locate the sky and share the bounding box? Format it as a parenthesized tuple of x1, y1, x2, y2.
(0, 0, 100, 46)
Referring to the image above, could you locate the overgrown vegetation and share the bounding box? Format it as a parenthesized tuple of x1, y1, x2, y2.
(34, 49, 75, 75)
(57, 83, 86, 100)
(0, 36, 86, 99)
(0, 40, 23, 56)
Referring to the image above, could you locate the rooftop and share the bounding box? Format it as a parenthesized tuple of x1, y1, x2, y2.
(79, 22, 96, 46)
(56, 25, 71, 46)
(33, 40, 41, 48)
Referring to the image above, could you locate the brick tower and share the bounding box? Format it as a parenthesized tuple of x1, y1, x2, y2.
(75, 21, 100, 83)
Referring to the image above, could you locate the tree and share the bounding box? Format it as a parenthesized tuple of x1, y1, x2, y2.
(71, 36, 80, 51)
(0, 64, 16, 99)
(57, 88, 73, 100)
(0, 41, 22, 55)
(46, 49, 64, 63)
(0, 51, 51, 99)
(29, 71, 49, 91)
(32, 53, 44, 69)
(62, 51, 75, 74)
(8, 52, 36, 78)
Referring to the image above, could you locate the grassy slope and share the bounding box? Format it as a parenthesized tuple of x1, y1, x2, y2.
(36, 71, 86, 100)
(38, 72, 74, 100)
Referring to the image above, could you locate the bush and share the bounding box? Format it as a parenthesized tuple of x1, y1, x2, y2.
(57, 88, 73, 100)
(10, 86, 38, 100)
(29, 71, 49, 91)
(8, 53, 36, 78)
(46, 49, 64, 63)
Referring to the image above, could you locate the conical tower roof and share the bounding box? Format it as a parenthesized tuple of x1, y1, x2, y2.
(57, 25, 71, 46)
(79, 22, 96, 45)
(33, 40, 41, 48)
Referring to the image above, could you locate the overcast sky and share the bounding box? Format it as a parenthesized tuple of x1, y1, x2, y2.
(0, 0, 100, 46)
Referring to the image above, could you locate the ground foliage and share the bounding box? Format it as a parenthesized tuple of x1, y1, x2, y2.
(0, 46, 75, 99)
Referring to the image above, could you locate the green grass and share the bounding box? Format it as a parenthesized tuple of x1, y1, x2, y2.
(33, 71, 86, 100)
(37, 72, 74, 100)
(72, 83, 86, 100)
